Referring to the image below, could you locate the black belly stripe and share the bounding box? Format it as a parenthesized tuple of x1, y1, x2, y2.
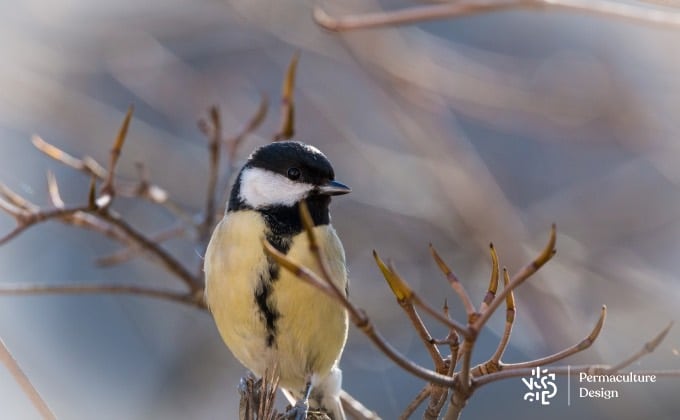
(255, 264, 280, 347)
(249, 197, 331, 348)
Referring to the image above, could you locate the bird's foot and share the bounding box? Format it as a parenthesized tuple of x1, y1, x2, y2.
(283, 400, 308, 420)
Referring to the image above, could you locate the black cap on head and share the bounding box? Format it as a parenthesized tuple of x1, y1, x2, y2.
(246, 141, 335, 186)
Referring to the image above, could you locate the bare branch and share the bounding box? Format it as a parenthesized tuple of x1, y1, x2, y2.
(501, 305, 606, 370)
(46, 171, 64, 209)
(376, 252, 445, 370)
(400, 385, 430, 420)
(429, 244, 477, 321)
(0, 337, 56, 420)
(489, 267, 515, 363)
(607, 321, 674, 372)
(32, 135, 106, 179)
(480, 244, 499, 313)
(373, 251, 470, 337)
(96, 224, 187, 267)
(0, 205, 91, 246)
(313, 0, 680, 32)
(227, 94, 268, 161)
(472, 224, 556, 333)
(101, 105, 134, 201)
(274, 52, 300, 141)
(0, 184, 38, 212)
(339, 391, 382, 420)
(32, 135, 180, 217)
(98, 211, 201, 291)
(0, 283, 205, 309)
(200, 106, 222, 244)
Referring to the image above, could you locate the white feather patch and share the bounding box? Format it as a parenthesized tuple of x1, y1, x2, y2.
(239, 167, 313, 208)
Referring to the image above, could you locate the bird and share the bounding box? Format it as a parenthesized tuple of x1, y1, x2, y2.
(204, 141, 351, 420)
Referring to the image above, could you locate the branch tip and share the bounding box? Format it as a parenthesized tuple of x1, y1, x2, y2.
(373, 251, 411, 301)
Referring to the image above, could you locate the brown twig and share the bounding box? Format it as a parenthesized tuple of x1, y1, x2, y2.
(199, 106, 222, 248)
(458, 225, 556, 399)
(274, 52, 299, 141)
(429, 244, 477, 321)
(500, 305, 606, 370)
(96, 224, 188, 267)
(606, 321, 674, 372)
(373, 252, 470, 338)
(100, 105, 134, 206)
(472, 224, 556, 333)
(480, 244, 499, 313)
(489, 267, 515, 364)
(0, 337, 56, 420)
(313, 0, 680, 32)
(32, 135, 107, 179)
(0, 205, 91, 246)
(400, 385, 430, 420)
(376, 249, 445, 371)
(227, 94, 268, 161)
(0, 283, 206, 309)
(97, 211, 201, 291)
(32, 135, 181, 217)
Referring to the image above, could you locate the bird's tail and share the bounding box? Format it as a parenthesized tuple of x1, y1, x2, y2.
(309, 366, 345, 419)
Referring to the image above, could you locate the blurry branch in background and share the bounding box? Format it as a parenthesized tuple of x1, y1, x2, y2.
(266, 205, 680, 419)
(274, 51, 299, 142)
(0, 337, 56, 420)
(314, 0, 680, 31)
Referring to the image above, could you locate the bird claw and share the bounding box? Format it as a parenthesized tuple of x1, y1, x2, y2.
(284, 401, 308, 420)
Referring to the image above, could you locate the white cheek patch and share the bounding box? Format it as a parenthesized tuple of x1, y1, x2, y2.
(239, 167, 314, 208)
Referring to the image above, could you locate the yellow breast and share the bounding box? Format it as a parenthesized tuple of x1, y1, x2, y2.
(204, 211, 349, 392)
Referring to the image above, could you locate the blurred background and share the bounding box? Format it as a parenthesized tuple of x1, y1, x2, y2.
(1, 0, 679, 419)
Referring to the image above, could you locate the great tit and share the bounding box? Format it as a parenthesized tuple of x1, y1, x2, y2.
(204, 141, 351, 420)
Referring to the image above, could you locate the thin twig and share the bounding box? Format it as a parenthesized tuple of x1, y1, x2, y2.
(429, 244, 477, 321)
(199, 106, 222, 246)
(501, 305, 606, 370)
(101, 105, 134, 201)
(373, 251, 470, 337)
(489, 267, 515, 363)
(313, 0, 680, 32)
(98, 211, 201, 291)
(399, 385, 430, 420)
(606, 321, 674, 372)
(472, 224, 556, 333)
(46, 171, 64, 208)
(96, 224, 187, 267)
(0, 205, 91, 246)
(274, 52, 299, 141)
(479, 244, 499, 313)
(32, 135, 184, 218)
(0, 283, 206, 309)
(0, 337, 56, 420)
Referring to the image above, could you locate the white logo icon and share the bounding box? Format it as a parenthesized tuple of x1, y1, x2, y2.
(522, 367, 558, 405)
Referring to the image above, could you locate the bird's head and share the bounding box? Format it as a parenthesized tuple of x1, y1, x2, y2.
(229, 141, 350, 212)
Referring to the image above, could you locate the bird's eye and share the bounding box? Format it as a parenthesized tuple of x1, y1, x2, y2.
(287, 167, 301, 180)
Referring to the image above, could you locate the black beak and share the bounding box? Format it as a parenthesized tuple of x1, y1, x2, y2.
(316, 180, 351, 196)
